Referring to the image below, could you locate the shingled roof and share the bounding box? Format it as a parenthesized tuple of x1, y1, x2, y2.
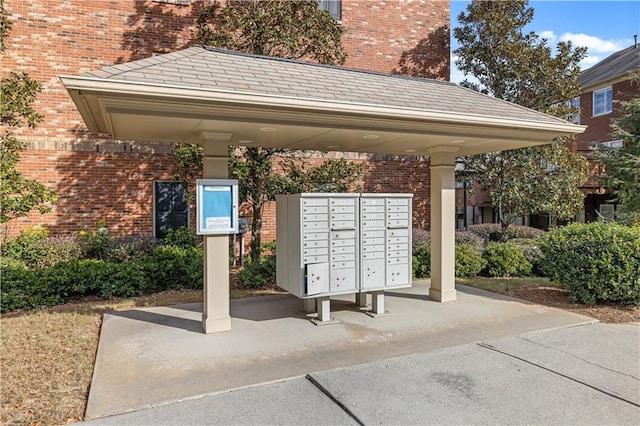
(580, 44, 640, 88)
(83, 45, 569, 127)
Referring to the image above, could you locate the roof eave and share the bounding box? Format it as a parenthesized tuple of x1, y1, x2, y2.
(60, 75, 586, 138)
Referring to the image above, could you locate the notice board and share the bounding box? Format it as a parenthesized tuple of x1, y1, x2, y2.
(196, 179, 239, 235)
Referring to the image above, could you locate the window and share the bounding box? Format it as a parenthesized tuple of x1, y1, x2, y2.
(600, 139, 623, 149)
(598, 204, 616, 221)
(569, 97, 580, 124)
(318, 0, 341, 20)
(593, 87, 612, 116)
(154, 181, 189, 238)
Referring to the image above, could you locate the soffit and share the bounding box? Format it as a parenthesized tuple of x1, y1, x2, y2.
(61, 46, 585, 157)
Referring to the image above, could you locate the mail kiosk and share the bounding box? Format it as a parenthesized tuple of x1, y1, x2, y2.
(276, 193, 361, 299)
(276, 193, 413, 323)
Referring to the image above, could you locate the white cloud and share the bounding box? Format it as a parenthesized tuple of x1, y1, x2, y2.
(450, 52, 480, 85)
(449, 32, 633, 82)
(557, 32, 631, 53)
(539, 30, 557, 42)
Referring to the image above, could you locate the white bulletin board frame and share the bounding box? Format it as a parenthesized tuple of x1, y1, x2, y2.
(196, 179, 239, 235)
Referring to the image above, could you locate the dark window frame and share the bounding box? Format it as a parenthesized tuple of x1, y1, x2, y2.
(153, 181, 189, 239)
(318, 0, 342, 20)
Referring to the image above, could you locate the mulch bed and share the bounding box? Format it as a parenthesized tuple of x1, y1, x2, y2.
(511, 286, 640, 323)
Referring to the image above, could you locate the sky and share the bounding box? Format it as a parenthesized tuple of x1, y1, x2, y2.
(449, 0, 640, 83)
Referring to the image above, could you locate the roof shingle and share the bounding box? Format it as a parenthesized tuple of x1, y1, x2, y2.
(82, 45, 570, 126)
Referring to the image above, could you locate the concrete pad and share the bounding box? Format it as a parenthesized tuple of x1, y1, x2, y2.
(309, 338, 640, 425)
(87, 377, 358, 425)
(86, 281, 595, 419)
(482, 322, 640, 404)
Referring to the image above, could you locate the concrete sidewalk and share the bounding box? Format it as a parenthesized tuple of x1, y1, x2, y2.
(87, 323, 640, 425)
(82, 280, 630, 423)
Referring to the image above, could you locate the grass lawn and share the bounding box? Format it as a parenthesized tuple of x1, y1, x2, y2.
(456, 276, 557, 294)
(0, 286, 282, 426)
(2, 277, 637, 425)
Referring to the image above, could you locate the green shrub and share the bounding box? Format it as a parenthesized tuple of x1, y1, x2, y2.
(107, 235, 158, 263)
(467, 224, 503, 242)
(540, 222, 640, 305)
(455, 243, 486, 278)
(0, 259, 149, 313)
(483, 242, 532, 277)
(412, 228, 430, 250)
(162, 226, 201, 248)
(1, 267, 64, 313)
(79, 223, 110, 259)
(21, 237, 83, 268)
(412, 244, 431, 278)
(455, 230, 485, 250)
(0, 256, 28, 270)
(2, 226, 49, 258)
(142, 246, 203, 292)
(237, 243, 276, 288)
(510, 238, 545, 276)
(468, 224, 545, 242)
(96, 260, 147, 299)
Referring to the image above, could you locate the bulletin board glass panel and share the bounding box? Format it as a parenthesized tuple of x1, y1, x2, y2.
(196, 179, 239, 235)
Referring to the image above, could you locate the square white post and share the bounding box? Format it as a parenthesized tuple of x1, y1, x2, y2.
(355, 292, 368, 308)
(371, 291, 385, 314)
(429, 152, 457, 302)
(202, 143, 231, 333)
(303, 298, 317, 314)
(317, 296, 331, 322)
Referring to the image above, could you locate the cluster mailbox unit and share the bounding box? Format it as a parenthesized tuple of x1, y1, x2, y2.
(276, 193, 413, 323)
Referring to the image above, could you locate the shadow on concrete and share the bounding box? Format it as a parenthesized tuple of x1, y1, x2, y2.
(104, 283, 538, 333)
(384, 291, 430, 301)
(108, 308, 202, 333)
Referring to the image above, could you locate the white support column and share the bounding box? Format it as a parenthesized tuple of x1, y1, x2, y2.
(355, 292, 368, 309)
(429, 152, 457, 302)
(202, 143, 231, 333)
(371, 291, 385, 315)
(317, 297, 331, 322)
(303, 298, 317, 314)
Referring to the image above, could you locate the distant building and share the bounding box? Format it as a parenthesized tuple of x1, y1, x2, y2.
(574, 42, 640, 222)
(455, 41, 640, 229)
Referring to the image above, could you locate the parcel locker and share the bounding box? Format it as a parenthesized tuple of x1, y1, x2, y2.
(360, 194, 413, 291)
(276, 193, 360, 298)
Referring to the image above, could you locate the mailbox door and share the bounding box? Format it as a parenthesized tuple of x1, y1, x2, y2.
(306, 262, 329, 295)
(362, 259, 385, 289)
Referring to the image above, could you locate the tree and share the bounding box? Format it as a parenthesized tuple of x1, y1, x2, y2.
(197, 0, 346, 65)
(594, 74, 640, 224)
(186, 0, 355, 263)
(454, 0, 589, 234)
(1, 4, 57, 227)
(230, 149, 362, 262)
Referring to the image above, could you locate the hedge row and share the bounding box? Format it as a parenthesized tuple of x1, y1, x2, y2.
(412, 222, 640, 305)
(1, 246, 203, 313)
(540, 222, 640, 305)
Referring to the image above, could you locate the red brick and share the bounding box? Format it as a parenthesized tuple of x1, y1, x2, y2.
(2, 0, 447, 237)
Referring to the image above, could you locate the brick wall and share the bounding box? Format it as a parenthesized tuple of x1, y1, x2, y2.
(576, 79, 638, 152)
(2, 0, 447, 238)
(576, 78, 639, 191)
(342, 0, 450, 78)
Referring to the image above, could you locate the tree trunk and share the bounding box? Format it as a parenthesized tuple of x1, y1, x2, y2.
(498, 200, 510, 241)
(250, 199, 263, 264)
